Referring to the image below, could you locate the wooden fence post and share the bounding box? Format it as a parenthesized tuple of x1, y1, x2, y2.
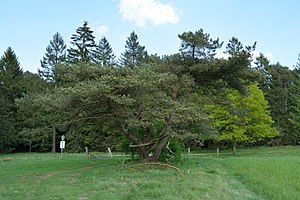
(85, 147, 89, 159)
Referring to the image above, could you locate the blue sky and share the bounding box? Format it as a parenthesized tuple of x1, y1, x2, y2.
(1, 0, 300, 73)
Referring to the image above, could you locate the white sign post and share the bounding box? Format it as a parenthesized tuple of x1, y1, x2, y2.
(60, 135, 65, 158)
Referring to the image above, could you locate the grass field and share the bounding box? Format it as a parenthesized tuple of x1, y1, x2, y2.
(0, 146, 300, 200)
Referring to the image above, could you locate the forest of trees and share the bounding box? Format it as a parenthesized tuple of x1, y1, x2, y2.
(1, 21, 300, 161)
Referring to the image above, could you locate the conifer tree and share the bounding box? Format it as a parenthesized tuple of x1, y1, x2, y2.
(120, 31, 147, 68)
(68, 21, 96, 64)
(178, 28, 223, 60)
(225, 37, 243, 56)
(288, 54, 300, 144)
(0, 47, 24, 153)
(94, 37, 116, 66)
(254, 53, 271, 91)
(38, 32, 66, 82)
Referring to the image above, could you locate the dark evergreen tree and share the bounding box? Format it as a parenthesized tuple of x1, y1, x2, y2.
(38, 32, 66, 82)
(288, 54, 300, 144)
(0, 47, 24, 153)
(265, 63, 293, 144)
(120, 31, 148, 68)
(0, 47, 23, 103)
(178, 28, 223, 60)
(94, 37, 116, 66)
(67, 21, 96, 64)
(224, 37, 243, 56)
(253, 53, 272, 91)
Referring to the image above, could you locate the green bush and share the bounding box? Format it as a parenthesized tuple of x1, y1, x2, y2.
(159, 138, 183, 162)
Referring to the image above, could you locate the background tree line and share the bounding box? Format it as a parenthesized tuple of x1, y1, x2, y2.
(1, 21, 299, 161)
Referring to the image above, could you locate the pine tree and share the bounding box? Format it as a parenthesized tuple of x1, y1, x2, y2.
(0, 47, 23, 102)
(178, 29, 223, 60)
(288, 54, 300, 144)
(254, 53, 271, 91)
(94, 37, 116, 66)
(0, 47, 24, 153)
(265, 63, 292, 144)
(224, 37, 243, 56)
(68, 21, 96, 64)
(38, 32, 66, 82)
(120, 31, 148, 68)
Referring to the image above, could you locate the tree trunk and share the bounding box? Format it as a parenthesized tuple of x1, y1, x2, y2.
(139, 128, 151, 160)
(29, 140, 32, 153)
(141, 126, 170, 162)
(232, 141, 237, 155)
(139, 146, 150, 161)
(51, 125, 56, 153)
(149, 135, 169, 162)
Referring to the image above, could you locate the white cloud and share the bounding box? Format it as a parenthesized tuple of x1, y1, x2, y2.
(94, 25, 109, 36)
(251, 50, 260, 60)
(266, 52, 273, 60)
(118, 0, 179, 27)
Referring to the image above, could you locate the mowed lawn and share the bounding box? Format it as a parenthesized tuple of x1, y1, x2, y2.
(0, 146, 300, 200)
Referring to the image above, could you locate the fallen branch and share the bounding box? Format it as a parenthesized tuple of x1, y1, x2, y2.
(129, 162, 190, 174)
(129, 134, 169, 148)
(2, 157, 12, 162)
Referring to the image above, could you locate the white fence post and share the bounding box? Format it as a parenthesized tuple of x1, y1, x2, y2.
(107, 147, 113, 158)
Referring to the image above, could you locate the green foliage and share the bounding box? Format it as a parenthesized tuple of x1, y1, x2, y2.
(159, 137, 183, 162)
(288, 55, 300, 144)
(39, 63, 211, 161)
(209, 89, 248, 143)
(94, 37, 116, 66)
(16, 92, 53, 152)
(264, 63, 293, 144)
(0, 47, 24, 153)
(67, 21, 96, 64)
(120, 31, 148, 68)
(208, 83, 278, 150)
(254, 53, 271, 91)
(38, 32, 67, 82)
(225, 37, 256, 58)
(0, 47, 24, 102)
(253, 55, 300, 145)
(119, 136, 139, 159)
(243, 84, 279, 141)
(178, 28, 223, 60)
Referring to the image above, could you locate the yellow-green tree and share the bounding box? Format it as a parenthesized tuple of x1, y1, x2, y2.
(209, 83, 278, 154)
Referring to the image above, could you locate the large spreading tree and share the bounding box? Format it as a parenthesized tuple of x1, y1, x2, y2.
(35, 29, 260, 161)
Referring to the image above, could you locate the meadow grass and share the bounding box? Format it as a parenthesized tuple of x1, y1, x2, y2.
(0, 146, 299, 200)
